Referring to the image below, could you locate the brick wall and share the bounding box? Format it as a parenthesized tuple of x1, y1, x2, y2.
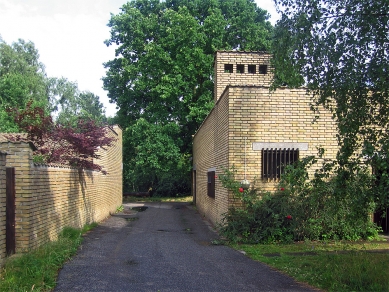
(96, 125, 123, 215)
(0, 151, 6, 266)
(0, 126, 122, 253)
(214, 51, 272, 102)
(0, 141, 34, 251)
(228, 86, 338, 192)
(193, 88, 230, 225)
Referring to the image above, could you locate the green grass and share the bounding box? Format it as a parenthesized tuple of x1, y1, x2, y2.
(0, 223, 98, 292)
(123, 195, 193, 203)
(233, 240, 389, 292)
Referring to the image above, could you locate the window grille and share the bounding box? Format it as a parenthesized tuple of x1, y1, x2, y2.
(207, 171, 215, 198)
(262, 148, 299, 180)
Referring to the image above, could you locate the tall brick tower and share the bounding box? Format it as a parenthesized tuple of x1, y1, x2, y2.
(213, 51, 273, 102)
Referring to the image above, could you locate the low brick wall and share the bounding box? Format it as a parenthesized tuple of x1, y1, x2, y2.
(0, 125, 122, 254)
(0, 151, 7, 266)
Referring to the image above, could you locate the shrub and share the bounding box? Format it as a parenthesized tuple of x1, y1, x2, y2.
(218, 157, 380, 244)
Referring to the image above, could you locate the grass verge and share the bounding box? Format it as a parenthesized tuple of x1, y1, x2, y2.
(233, 239, 389, 292)
(0, 223, 98, 292)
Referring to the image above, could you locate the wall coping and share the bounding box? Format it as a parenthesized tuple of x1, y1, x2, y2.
(253, 142, 309, 151)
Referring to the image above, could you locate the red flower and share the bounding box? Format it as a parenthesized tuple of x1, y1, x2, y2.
(286, 215, 292, 220)
(239, 187, 244, 193)
(280, 187, 285, 191)
(215, 175, 218, 179)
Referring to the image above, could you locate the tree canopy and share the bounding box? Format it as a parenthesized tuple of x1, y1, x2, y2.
(0, 39, 48, 132)
(48, 77, 107, 126)
(0, 38, 107, 132)
(272, 0, 389, 207)
(273, 0, 388, 161)
(104, 0, 273, 195)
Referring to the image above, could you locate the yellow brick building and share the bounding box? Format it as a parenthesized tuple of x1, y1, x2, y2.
(192, 51, 339, 226)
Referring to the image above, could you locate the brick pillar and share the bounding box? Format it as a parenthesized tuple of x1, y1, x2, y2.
(0, 142, 34, 251)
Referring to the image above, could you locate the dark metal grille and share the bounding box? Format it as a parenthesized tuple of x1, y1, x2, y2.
(262, 148, 299, 180)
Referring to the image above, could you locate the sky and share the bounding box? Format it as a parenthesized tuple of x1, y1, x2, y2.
(0, 0, 279, 117)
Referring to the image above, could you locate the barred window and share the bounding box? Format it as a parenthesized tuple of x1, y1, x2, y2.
(262, 148, 299, 180)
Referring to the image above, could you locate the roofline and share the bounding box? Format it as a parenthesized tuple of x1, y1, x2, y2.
(213, 50, 271, 68)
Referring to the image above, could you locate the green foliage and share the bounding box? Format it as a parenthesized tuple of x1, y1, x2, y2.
(0, 38, 108, 133)
(272, 0, 389, 211)
(104, 0, 273, 195)
(48, 77, 107, 127)
(219, 159, 380, 244)
(0, 39, 49, 132)
(124, 118, 191, 196)
(116, 205, 124, 213)
(0, 224, 96, 292)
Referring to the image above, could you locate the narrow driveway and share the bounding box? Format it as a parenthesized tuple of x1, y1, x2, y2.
(54, 202, 317, 292)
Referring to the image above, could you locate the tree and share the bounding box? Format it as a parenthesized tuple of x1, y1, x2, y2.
(0, 39, 108, 133)
(0, 39, 49, 132)
(124, 118, 190, 195)
(104, 0, 273, 195)
(272, 0, 389, 207)
(48, 77, 107, 126)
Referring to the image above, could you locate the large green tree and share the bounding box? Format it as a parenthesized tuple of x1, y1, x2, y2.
(104, 0, 273, 194)
(272, 0, 389, 207)
(0, 38, 48, 132)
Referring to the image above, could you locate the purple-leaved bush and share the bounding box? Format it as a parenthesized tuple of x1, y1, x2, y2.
(6, 101, 115, 172)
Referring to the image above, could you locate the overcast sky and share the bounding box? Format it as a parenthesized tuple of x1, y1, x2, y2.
(0, 0, 279, 117)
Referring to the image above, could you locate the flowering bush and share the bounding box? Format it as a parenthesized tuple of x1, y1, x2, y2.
(218, 158, 380, 244)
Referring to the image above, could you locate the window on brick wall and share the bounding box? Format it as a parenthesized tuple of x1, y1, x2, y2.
(236, 64, 244, 73)
(248, 65, 256, 74)
(207, 170, 215, 198)
(224, 64, 233, 73)
(262, 148, 299, 180)
(258, 65, 268, 74)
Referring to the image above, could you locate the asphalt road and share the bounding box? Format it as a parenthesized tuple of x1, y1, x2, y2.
(54, 202, 317, 292)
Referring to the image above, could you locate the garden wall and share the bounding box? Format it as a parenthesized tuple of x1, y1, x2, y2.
(0, 125, 122, 254)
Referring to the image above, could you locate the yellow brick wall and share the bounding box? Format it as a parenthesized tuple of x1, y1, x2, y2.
(193, 87, 231, 225)
(0, 126, 122, 252)
(0, 152, 6, 266)
(96, 125, 123, 216)
(214, 51, 273, 102)
(228, 86, 338, 192)
(0, 142, 34, 251)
